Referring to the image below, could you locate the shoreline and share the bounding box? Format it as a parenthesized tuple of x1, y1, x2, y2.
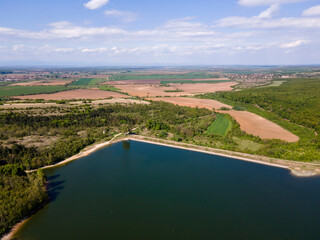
(27, 133, 320, 175)
(4, 134, 320, 240)
(125, 135, 320, 177)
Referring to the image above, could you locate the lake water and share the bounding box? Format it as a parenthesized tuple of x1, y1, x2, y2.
(14, 141, 320, 240)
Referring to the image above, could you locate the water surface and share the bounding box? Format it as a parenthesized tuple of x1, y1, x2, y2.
(14, 141, 320, 240)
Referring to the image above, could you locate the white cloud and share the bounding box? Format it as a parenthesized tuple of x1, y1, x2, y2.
(49, 25, 126, 39)
(257, 4, 280, 18)
(81, 47, 108, 53)
(238, 0, 304, 7)
(303, 5, 320, 17)
(215, 16, 320, 29)
(280, 40, 308, 48)
(48, 21, 72, 27)
(163, 17, 204, 30)
(12, 44, 24, 52)
(54, 48, 74, 53)
(104, 9, 137, 22)
(84, 0, 109, 10)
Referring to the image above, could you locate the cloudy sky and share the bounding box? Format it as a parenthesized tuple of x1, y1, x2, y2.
(0, 0, 320, 66)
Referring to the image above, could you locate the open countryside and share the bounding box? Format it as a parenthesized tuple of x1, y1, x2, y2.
(1, 0, 320, 238)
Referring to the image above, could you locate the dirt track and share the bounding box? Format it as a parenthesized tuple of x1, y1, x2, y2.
(16, 89, 128, 100)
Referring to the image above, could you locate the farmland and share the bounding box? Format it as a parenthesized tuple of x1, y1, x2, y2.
(16, 89, 128, 100)
(0, 85, 70, 98)
(160, 79, 230, 84)
(70, 78, 108, 86)
(110, 72, 220, 81)
(10, 79, 73, 86)
(207, 115, 232, 136)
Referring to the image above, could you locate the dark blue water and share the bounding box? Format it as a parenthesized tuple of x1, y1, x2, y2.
(14, 141, 320, 240)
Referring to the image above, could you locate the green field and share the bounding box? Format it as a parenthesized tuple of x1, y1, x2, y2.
(207, 114, 232, 136)
(70, 78, 107, 86)
(0, 85, 70, 98)
(259, 80, 285, 88)
(111, 72, 220, 81)
(70, 78, 94, 86)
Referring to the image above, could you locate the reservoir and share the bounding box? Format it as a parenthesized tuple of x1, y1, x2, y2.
(13, 141, 320, 240)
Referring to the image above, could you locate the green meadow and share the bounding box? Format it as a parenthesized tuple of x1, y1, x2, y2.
(207, 114, 232, 136)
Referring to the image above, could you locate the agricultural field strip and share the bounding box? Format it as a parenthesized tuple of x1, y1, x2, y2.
(0, 85, 71, 97)
(70, 78, 108, 86)
(207, 115, 232, 136)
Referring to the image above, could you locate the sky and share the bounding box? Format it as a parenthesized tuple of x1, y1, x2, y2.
(0, 0, 320, 66)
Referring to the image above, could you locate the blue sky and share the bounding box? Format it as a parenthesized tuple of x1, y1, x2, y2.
(0, 0, 320, 66)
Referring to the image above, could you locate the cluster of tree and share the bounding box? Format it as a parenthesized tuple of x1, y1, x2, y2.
(0, 170, 47, 237)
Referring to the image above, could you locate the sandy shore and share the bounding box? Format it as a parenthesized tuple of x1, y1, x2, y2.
(4, 134, 320, 240)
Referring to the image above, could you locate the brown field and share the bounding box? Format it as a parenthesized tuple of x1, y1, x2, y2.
(113, 84, 193, 97)
(113, 82, 236, 97)
(106, 78, 230, 85)
(149, 97, 232, 110)
(219, 110, 299, 142)
(16, 89, 128, 100)
(11, 80, 73, 86)
(170, 82, 237, 93)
